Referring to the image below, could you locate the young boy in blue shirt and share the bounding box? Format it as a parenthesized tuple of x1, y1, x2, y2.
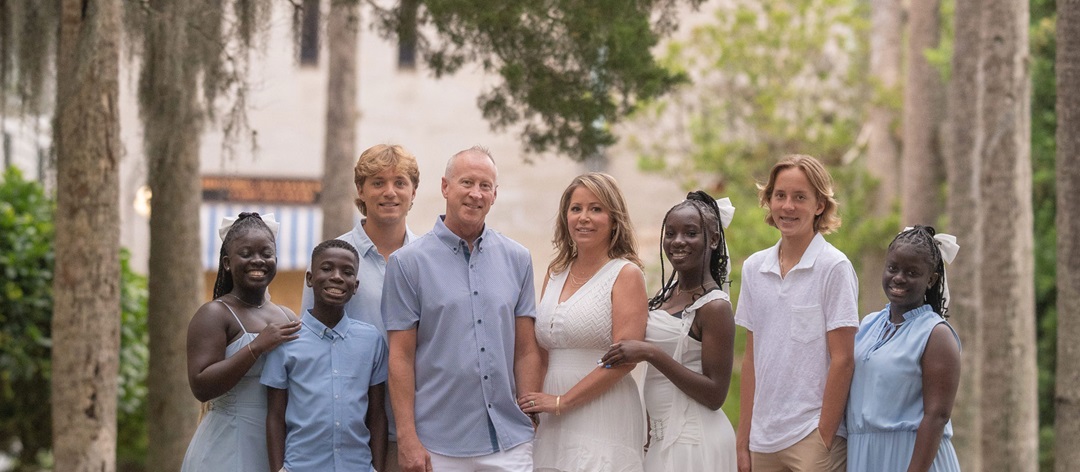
(263, 239, 388, 472)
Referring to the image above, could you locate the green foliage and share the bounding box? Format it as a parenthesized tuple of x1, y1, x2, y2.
(371, 0, 704, 161)
(0, 167, 151, 469)
(0, 166, 54, 468)
(629, 0, 901, 426)
(117, 250, 150, 470)
(1029, 0, 1058, 469)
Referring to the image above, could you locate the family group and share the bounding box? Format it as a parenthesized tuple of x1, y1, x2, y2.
(179, 144, 962, 472)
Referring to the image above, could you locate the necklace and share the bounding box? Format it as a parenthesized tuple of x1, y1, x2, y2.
(567, 261, 604, 287)
(227, 293, 265, 309)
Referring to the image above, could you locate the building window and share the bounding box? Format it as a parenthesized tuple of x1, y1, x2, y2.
(297, 0, 320, 67)
(397, 0, 418, 70)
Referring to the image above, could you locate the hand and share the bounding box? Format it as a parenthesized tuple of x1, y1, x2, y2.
(517, 392, 560, 416)
(818, 428, 835, 450)
(600, 340, 652, 367)
(251, 320, 301, 355)
(398, 435, 432, 472)
(737, 443, 752, 472)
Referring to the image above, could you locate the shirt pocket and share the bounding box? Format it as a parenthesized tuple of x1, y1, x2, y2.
(789, 304, 825, 343)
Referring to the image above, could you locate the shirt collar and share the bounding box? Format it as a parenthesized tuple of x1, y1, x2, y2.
(302, 310, 351, 340)
(433, 215, 487, 254)
(884, 303, 935, 323)
(352, 218, 419, 257)
(761, 232, 827, 274)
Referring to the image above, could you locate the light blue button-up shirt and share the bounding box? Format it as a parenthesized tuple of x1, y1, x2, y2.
(261, 312, 389, 472)
(300, 219, 417, 441)
(382, 215, 537, 457)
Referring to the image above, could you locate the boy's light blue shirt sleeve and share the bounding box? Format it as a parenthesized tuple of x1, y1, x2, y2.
(260, 343, 288, 390)
(370, 334, 389, 386)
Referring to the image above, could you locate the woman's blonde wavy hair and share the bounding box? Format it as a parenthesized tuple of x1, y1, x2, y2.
(548, 172, 642, 275)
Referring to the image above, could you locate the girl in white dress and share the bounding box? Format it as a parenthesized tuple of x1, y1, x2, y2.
(519, 173, 648, 472)
(181, 213, 301, 472)
(602, 191, 738, 472)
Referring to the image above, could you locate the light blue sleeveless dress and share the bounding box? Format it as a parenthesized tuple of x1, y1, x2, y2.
(181, 301, 290, 472)
(846, 304, 962, 472)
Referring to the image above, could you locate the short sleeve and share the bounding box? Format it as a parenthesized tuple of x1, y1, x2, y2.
(514, 252, 537, 318)
(823, 259, 860, 331)
(734, 262, 755, 332)
(370, 333, 389, 386)
(260, 343, 289, 390)
(382, 254, 421, 331)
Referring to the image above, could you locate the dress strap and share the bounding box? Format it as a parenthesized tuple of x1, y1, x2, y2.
(215, 298, 249, 333)
(276, 304, 295, 322)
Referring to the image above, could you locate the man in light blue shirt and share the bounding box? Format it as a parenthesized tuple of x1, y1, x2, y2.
(301, 144, 419, 471)
(383, 146, 543, 472)
(265, 239, 389, 472)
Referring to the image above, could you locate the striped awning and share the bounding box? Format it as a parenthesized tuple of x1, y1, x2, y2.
(201, 203, 325, 271)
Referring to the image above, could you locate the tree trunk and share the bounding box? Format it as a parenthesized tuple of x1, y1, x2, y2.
(901, 0, 945, 226)
(978, 0, 1038, 469)
(862, 0, 903, 313)
(142, 0, 203, 468)
(1056, 0, 1080, 470)
(943, 0, 984, 468)
(52, 0, 122, 470)
(321, 0, 361, 239)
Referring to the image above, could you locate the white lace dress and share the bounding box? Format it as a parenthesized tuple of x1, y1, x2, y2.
(533, 258, 646, 472)
(643, 289, 736, 472)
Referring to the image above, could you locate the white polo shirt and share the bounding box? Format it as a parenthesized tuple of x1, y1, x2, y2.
(734, 232, 860, 453)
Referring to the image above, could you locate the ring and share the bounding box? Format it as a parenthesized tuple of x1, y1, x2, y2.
(530, 400, 536, 407)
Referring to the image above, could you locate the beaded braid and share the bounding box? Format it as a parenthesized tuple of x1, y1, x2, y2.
(212, 212, 276, 299)
(649, 191, 731, 310)
(888, 225, 949, 317)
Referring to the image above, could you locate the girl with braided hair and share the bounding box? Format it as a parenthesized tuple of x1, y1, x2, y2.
(182, 212, 301, 472)
(601, 190, 737, 471)
(845, 225, 962, 472)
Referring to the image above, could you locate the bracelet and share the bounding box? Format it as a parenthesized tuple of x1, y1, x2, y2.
(556, 395, 561, 416)
(247, 343, 258, 361)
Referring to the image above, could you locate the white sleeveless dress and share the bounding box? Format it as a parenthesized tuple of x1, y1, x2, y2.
(180, 301, 289, 472)
(533, 258, 646, 472)
(643, 289, 736, 471)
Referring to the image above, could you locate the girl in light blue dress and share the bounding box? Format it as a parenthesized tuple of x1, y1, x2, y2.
(181, 213, 301, 472)
(846, 225, 962, 472)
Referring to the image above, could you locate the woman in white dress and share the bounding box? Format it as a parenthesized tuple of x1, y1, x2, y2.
(518, 172, 649, 472)
(602, 191, 738, 472)
(181, 213, 301, 472)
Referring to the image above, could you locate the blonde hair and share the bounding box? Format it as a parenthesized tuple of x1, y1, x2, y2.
(756, 154, 841, 234)
(353, 144, 420, 216)
(548, 172, 642, 274)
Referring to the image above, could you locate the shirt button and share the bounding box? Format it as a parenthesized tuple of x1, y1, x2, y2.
(484, 375, 489, 380)
(488, 404, 492, 408)
(333, 369, 338, 374)
(477, 319, 482, 324)
(473, 291, 479, 295)
(480, 347, 485, 352)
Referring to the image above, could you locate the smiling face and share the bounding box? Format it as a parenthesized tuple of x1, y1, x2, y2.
(441, 151, 498, 239)
(882, 242, 940, 316)
(223, 227, 277, 291)
(663, 205, 716, 276)
(566, 185, 613, 254)
(357, 166, 416, 224)
(768, 167, 825, 241)
(307, 246, 360, 308)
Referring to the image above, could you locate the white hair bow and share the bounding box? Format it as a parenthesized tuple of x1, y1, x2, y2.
(901, 227, 959, 264)
(715, 198, 735, 229)
(219, 213, 280, 241)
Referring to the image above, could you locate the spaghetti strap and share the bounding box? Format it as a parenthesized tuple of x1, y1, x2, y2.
(275, 304, 295, 322)
(215, 299, 249, 333)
